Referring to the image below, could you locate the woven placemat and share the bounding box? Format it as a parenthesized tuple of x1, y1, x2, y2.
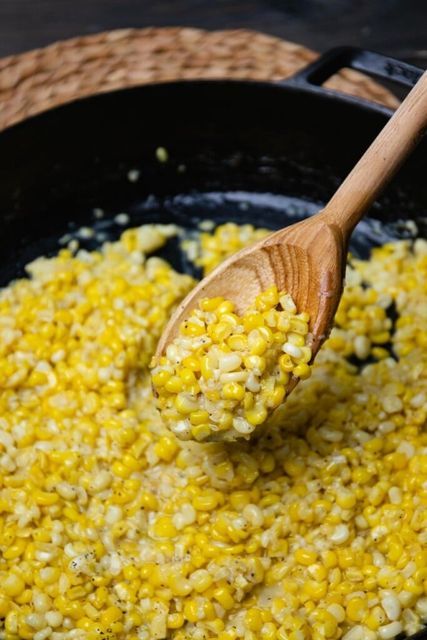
(0, 27, 399, 131)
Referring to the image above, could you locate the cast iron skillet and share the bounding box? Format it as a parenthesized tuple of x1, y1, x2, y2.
(1, 47, 427, 286)
(0, 47, 426, 640)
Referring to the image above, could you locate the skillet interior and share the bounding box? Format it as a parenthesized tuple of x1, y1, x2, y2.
(1, 79, 427, 640)
(0, 80, 427, 288)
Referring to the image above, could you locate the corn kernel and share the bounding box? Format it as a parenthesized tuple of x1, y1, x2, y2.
(3, 574, 25, 599)
(213, 586, 235, 610)
(294, 548, 317, 566)
(153, 516, 177, 538)
(167, 612, 184, 629)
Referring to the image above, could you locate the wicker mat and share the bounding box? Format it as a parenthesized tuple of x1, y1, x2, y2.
(0, 27, 399, 132)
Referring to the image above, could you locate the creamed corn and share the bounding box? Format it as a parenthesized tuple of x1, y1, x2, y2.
(0, 222, 425, 640)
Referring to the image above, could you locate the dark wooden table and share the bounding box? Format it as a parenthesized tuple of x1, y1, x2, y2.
(1, 0, 426, 69)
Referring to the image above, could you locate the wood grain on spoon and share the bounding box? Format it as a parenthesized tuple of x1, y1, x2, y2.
(156, 71, 427, 373)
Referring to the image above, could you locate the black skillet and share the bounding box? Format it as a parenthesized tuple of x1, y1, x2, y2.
(0, 46, 426, 640)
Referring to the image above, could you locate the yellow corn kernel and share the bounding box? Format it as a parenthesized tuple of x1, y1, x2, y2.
(244, 391, 255, 410)
(3, 538, 26, 560)
(299, 346, 312, 363)
(0, 595, 11, 617)
(182, 320, 206, 337)
(290, 318, 309, 335)
(153, 516, 177, 538)
(243, 313, 264, 331)
(67, 586, 87, 600)
(287, 332, 305, 347)
(193, 490, 219, 511)
(200, 297, 224, 311)
(190, 409, 210, 425)
(293, 363, 311, 379)
(100, 606, 122, 626)
(167, 612, 184, 629)
(302, 581, 327, 600)
(255, 286, 279, 311)
(175, 392, 198, 415)
(154, 435, 178, 461)
(122, 453, 140, 471)
(372, 331, 390, 344)
(365, 613, 381, 631)
(122, 565, 139, 581)
(222, 382, 245, 401)
(249, 335, 268, 356)
(33, 490, 59, 506)
(217, 300, 235, 315)
(207, 322, 226, 343)
(217, 411, 233, 431)
(260, 622, 278, 640)
(190, 569, 213, 593)
(112, 460, 132, 478)
(168, 573, 192, 597)
(279, 354, 294, 372)
(213, 586, 235, 610)
(191, 423, 212, 441)
(245, 405, 268, 426)
(165, 376, 184, 393)
(201, 356, 214, 380)
(3, 574, 25, 597)
(228, 334, 248, 350)
(5, 610, 18, 635)
(308, 563, 327, 582)
(182, 600, 200, 623)
(283, 459, 305, 477)
(346, 597, 368, 622)
(269, 384, 286, 407)
(151, 369, 171, 387)
(182, 355, 201, 371)
(127, 610, 143, 627)
(243, 355, 266, 372)
(352, 467, 372, 484)
(294, 548, 317, 566)
(336, 490, 356, 510)
(245, 607, 264, 631)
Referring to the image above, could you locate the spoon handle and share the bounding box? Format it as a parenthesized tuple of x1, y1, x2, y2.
(320, 70, 427, 236)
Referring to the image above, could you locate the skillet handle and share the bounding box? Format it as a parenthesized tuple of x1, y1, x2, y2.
(288, 46, 423, 92)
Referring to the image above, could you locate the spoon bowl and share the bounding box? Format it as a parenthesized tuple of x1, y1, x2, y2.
(156, 215, 344, 369)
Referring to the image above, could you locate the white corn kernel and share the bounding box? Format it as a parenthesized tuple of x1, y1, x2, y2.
(243, 504, 264, 527)
(327, 603, 345, 622)
(25, 614, 45, 630)
(354, 335, 371, 359)
(34, 629, 52, 640)
(382, 396, 403, 413)
(381, 594, 401, 621)
(342, 626, 364, 640)
(280, 294, 297, 313)
(415, 597, 427, 619)
(233, 417, 255, 435)
(218, 353, 242, 372)
(33, 592, 51, 613)
(282, 343, 302, 359)
(330, 524, 350, 544)
(45, 612, 63, 628)
(388, 486, 402, 504)
(378, 621, 403, 639)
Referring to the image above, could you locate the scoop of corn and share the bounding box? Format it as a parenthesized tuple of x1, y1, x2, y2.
(151, 286, 312, 441)
(0, 222, 426, 640)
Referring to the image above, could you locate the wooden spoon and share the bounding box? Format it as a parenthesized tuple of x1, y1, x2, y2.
(156, 72, 427, 379)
